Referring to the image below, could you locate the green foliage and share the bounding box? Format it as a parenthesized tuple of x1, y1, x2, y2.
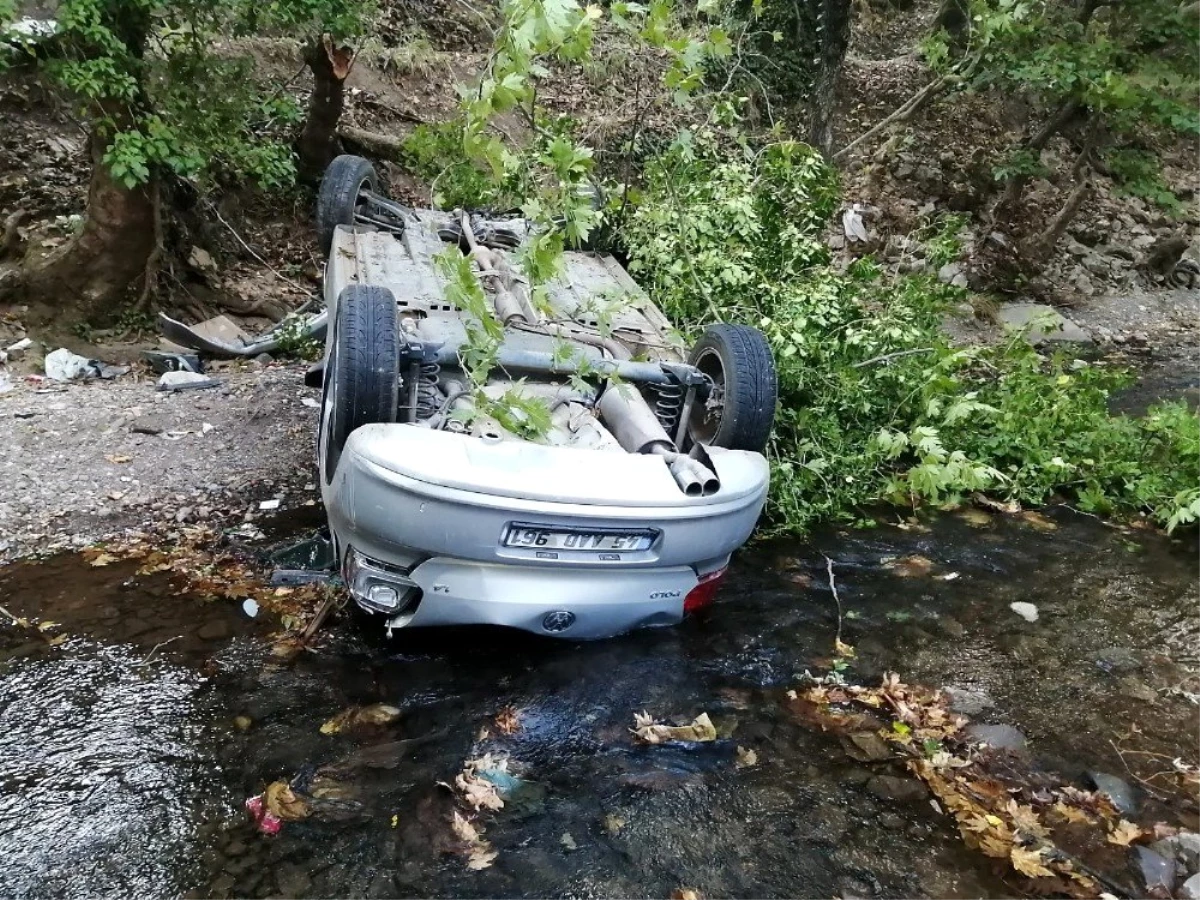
(623, 140, 1200, 532)
(1103, 148, 1183, 215)
(917, 213, 968, 268)
(273, 315, 323, 360)
(402, 122, 512, 210)
(1, 0, 369, 192)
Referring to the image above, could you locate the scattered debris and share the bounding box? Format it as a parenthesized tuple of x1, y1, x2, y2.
(242, 598, 260, 618)
(301, 397, 321, 408)
(452, 754, 508, 811)
(560, 831, 578, 852)
(632, 711, 718, 744)
(884, 554, 935, 577)
(44, 347, 97, 381)
(603, 813, 626, 834)
(157, 370, 221, 392)
(319, 703, 401, 735)
(142, 350, 202, 375)
(259, 499, 281, 511)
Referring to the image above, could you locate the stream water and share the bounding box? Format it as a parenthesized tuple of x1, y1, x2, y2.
(0, 508, 1196, 899)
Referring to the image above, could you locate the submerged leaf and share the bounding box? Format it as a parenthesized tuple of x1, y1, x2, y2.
(320, 704, 401, 735)
(263, 781, 310, 821)
(1106, 819, 1143, 846)
(1010, 845, 1055, 879)
(736, 746, 759, 768)
(632, 712, 717, 744)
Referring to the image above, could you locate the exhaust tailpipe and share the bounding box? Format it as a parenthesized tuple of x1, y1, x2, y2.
(598, 385, 720, 496)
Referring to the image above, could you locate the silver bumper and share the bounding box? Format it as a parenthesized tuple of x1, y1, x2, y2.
(322, 426, 769, 638)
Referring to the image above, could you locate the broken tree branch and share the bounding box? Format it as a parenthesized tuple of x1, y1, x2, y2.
(338, 125, 407, 159)
(833, 75, 950, 163)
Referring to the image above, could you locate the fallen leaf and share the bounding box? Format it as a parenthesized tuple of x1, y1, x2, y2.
(603, 813, 626, 834)
(1018, 511, 1057, 532)
(37, 621, 60, 631)
(105, 454, 132, 464)
(46, 634, 68, 646)
(320, 703, 401, 735)
(1006, 800, 1050, 839)
(632, 712, 717, 745)
(886, 554, 934, 577)
(1010, 845, 1055, 879)
(494, 705, 520, 735)
(671, 890, 702, 900)
(560, 832, 577, 851)
(1106, 819, 1143, 846)
(451, 811, 498, 870)
(233, 715, 253, 731)
(391, 814, 398, 828)
(835, 638, 856, 658)
(736, 746, 759, 768)
(456, 771, 504, 811)
(263, 781, 310, 821)
(89, 553, 117, 567)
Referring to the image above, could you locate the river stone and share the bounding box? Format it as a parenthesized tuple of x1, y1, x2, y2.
(1117, 675, 1158, 703)
(1136, 846, 1177, 893)
(1181, 873, 1200, 900)
(998, 303, 1091, 344)
(866, 774, 929, 802)
(276, 863, 313, 897)
(1152, 832, 1200, 873)
(1090, 772, 1138, 815)
(944, 685, 994, 716)
(843, 731, 893, 762)
(1009, 601, 1039, 623)
(197, 619, 232, 641)
(967, 723, 1027, 751)
(1095, 646, 1141, 674)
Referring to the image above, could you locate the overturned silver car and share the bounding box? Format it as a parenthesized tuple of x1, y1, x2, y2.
(312, 155, 777, 639)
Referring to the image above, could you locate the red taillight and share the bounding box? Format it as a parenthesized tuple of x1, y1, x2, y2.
(684, 567, 727, 615)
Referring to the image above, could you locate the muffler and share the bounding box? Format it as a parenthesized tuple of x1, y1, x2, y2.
(598, 385, 720, 496)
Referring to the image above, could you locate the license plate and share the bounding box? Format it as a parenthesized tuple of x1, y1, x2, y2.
(504, 526, 654, 552)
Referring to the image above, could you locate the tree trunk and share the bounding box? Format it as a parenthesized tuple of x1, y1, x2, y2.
(0, 125, 155, 324)
(297, 36, 354, 182)
(992, 99, 1084, 223)
(808, 0, 853, 156)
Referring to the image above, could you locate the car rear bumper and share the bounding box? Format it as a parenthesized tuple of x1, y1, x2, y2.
(322, 426, 769, 638)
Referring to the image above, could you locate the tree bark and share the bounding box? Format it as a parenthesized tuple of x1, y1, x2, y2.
(992, 99, 1084, 221)
(0, 124, 155, 324)
(1029, 168, 1092, 260)
(808, 0, 853, 156)
(297, 36, 354, 181)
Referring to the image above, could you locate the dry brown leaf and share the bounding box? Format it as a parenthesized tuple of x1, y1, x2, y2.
(632, 712, 717, 745)
(886, 554, 934, 577)
(1010, 845, 1055, 879)
(263, 781, 310, 821)
(603, 813, 626, 834)
(320, 703, 401, 735)
(736, 746, 759, 768)
(494, 706, 520, 735)
(671, 890, 702, 900)
(89, 552, 117, 567)
(451, 811, 498, 870)
(1006, 800, 1050, 839)
(1106, 819, 1143, 846)
(456, 772, 504, 811)
(834, 638, 856, 658)
(1018, 511, 1058, 532)
(1049, 800, 1094, 825)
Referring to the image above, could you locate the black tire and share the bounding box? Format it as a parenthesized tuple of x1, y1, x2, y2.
(687, 324, 777, 453)
(316, 155, 378, 256)
(322, 285, 400, 481)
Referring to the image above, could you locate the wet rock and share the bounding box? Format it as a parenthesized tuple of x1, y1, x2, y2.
(966, 724, 1027, 752)
(944, 686, 994, 717)
(1089, 772, 1138, 816)
(1009, 601, 1039, 623)
(1151, 832, 1200, 873)
(197, 619, 232, 641)
(937, 262, 963, 284)
(1136, 846, 1177, 894)
(209, 873, 236, 897)
(1181, 873, 1200, 900)
(1095, 646, 1141, 674)
(866, 775, 929, 802)
(879, 812, 905, 830)
(1116, 675, 1158, 703)
(838, 875, 875, 898)
(938, 616, 965, 638)
(275, 863, 312, 897)
(842, 731, 893, 762)
(997, 304, 1092, 343)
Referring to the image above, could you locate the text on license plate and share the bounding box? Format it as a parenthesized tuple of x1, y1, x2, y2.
(504, 527, 654, 552)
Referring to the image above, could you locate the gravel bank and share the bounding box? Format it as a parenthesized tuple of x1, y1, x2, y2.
(0, 363, 319, 563)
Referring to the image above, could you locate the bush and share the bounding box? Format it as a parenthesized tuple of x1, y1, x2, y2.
(622, 136, 1200, 532)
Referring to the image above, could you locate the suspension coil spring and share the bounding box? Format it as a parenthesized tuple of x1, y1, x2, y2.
(414, 359, 442, 420)
(651, 382, 684, 435)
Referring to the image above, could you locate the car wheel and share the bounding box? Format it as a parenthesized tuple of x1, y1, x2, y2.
(687, 324, 777, 453)
(322, 285, 400, 482)
(316, 154, 378, 257)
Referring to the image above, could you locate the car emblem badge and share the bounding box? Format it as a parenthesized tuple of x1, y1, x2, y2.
(542, 611, 576, 633)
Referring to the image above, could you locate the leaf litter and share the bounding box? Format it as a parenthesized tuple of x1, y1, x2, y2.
(319, 703, 401, 735)
(789, 670, 1181, 898)
(631, 711, 717, 744)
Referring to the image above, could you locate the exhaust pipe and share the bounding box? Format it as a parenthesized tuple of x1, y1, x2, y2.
(598, 385, 720, 496)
